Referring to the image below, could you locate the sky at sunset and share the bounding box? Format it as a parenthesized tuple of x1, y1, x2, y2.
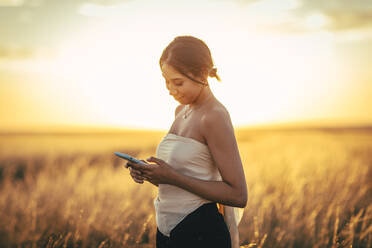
(0, 0, 371, 131)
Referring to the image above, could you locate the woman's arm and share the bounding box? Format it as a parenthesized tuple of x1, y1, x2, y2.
(134, 107, 248, 207)
(165, 107, 248, 207)
(202, 107, 248, 207)
(173, 108, 248, 207)
(169, 169, 246, 207)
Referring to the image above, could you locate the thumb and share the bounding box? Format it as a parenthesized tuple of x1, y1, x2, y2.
(146, 156, 163, 164)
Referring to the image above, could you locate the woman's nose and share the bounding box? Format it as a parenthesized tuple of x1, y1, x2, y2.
(169, 88, 178, 96)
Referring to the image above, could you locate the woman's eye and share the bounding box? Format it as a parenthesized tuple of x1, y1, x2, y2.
(165, 80, 183, 87)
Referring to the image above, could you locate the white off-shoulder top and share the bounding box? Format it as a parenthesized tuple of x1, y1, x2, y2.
(153, 133, 243, 237)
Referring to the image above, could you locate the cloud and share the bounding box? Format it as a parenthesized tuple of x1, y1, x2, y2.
(295, 0, 372, 31)
(212, 0, 260, 6)
(0, 45, 34, 58)
(0, 0, 24, 6)
(219, 0, 372, 32)
(0, 0, 133, 8)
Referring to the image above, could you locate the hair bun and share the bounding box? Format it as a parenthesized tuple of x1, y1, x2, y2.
(209, 67, 217, 77)
(208, 67, 221, 81)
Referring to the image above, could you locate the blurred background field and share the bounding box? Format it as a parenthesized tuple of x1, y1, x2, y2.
(0, 127, 371, 248)
(1, 0, 372, 247)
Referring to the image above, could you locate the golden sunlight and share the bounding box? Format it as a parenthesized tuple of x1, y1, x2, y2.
(53, 26, 175, 129)
(0, 0, 371, 131)
(305, 13, 329, 30)
(1, 1, 372, 247)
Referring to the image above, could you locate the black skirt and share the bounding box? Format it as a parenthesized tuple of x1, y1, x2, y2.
(156, 202, 231, 248)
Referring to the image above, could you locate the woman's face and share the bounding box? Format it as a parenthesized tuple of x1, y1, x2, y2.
(161, 63, 205, 105)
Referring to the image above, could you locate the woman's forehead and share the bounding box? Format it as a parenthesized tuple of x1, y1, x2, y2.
(161, 63, 184, 80)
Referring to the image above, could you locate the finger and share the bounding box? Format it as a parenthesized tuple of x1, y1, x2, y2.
(131, 173, 143, 181)
(139, 159, 148, 164)
(133, 178, 144, 184)
(146, 156, 163, 164)
(132, 172, 144, 179)
(130, 161, 150, 171)
(133, 174, 144, 180)
(132, 168, 142, 174)
(133, 171, 142, 177)
(130, 170, 143, 178)
(130, 172, 144, 181)
(125, 162, 134, 168)
(132, 170, 144, 179)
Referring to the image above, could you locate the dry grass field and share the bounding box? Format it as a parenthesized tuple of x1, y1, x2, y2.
(0, 127, 371, 248)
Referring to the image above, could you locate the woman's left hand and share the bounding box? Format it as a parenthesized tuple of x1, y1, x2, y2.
(129, 156, 177, 185)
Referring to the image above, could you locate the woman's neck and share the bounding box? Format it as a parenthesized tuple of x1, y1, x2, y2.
(189, 86, 215, 109)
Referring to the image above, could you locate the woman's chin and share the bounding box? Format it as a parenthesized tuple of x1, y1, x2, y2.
(175, 97, 185, 103)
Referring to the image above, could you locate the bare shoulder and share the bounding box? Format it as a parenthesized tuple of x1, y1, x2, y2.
(175, 104, 185, 118)
(200, 102, 234, 137)
(201, 102, 232, 126)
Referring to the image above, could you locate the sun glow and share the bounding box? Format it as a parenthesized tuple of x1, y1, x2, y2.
(1, 0, 370, 132)
(305, 13, 329, 30)
(52, 24, 335, 128)
(56, 30, 169, 129)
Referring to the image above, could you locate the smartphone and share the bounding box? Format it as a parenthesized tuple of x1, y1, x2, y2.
(114, 152, 148, 166)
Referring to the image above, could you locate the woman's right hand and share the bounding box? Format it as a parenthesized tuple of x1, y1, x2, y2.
(125, 161, 145, 184)
(125, 160, 159, 187)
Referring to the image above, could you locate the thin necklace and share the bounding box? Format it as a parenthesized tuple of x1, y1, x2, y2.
(183, 105, 193, 119)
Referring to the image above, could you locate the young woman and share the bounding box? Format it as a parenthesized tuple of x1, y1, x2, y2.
(126, 36, 247, 248)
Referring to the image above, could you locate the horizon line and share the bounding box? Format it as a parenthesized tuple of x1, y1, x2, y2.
(1, 120, 372, 135)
